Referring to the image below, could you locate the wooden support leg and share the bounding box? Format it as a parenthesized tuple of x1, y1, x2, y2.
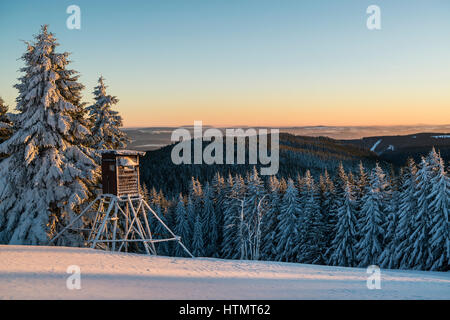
(91, 197, 115, 249)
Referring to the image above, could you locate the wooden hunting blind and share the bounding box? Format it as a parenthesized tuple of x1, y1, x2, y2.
(101, 150, 146, 198)
(50, 149, 193, 258)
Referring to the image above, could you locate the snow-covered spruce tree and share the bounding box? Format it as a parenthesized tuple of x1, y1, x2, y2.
(159, 190, 170, 209)
(278, 177, 287, 194)
(333, 162, 349, 215)
(0, 97, 12, 145)
(174, 194, 190, 256)
(236, 179, 250, 260)
(356, 162, 369, 200)
(260, 176, 281, 261)
(244, 166, 267, 260)
(336, 162, 349, 195)
(408, 156, 434, 270)
(165, 198, 177, 230)
(380, 169, 402, 269)
(319, 170, 339, 260)
(212, 172, 226, 249)
(202, 182, 219, 257)
(221, 175, 243, 259)
(328, 180, 358, 267)
(276, 179, 301, 262)
(348, 172, 356, 190)
(189, 177, 203, 220)
(86, 76, 129, 150)
(150, 204, 169, 255)
(295, 173, 304, 194)
(355, 162, 369, 229)
(192, 213, 205, 257)
(139, 183, 150, 203)
(395, 159, 419, 269)
(427, 152, 449, 271)
(356, 164, 388, 267)
(148, 187, 160, 205)
(0, 26, 98, 245)
(185, 196, 196, 241)
(298, 171, 325, 264)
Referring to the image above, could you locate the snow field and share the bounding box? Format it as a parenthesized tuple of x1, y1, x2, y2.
(1, 245, 449, 300)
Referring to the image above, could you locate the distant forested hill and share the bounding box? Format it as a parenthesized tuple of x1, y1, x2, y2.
(140, 133, 383, 196)
(342, 132, 450, 166)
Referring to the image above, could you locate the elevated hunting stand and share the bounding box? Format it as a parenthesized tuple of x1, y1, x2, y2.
(50, 150, 193, 257)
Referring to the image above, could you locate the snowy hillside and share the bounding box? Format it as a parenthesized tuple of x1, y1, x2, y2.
(343, 132, 450, 160)
(1, 245, 449, 300)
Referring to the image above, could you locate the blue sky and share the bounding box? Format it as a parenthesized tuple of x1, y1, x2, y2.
(1, 0, 449, 127)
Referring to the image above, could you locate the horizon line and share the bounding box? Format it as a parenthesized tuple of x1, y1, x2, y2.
(122, 123, 450, 129)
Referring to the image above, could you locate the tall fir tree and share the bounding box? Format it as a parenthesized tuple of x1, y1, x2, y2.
(148, 187, 160, 206)
(356, 164, 387, 267)
(189, 177, 203, 221)
(355, 162, 369, 229)
(192, 213, 205, 257)
(395, 159, 419, 269)
(86, 76, 129, 150)
(427, 151, 449, 271)
(261, 176, 281, 260)
(202, 182, 219, 257)
(150, 204, 169, 255)
(0, 26, 98, 245)
(212, 172, 226, 253)
(244, 166, 266, 260)
(319, 170, 339, 261)
(380, 169, 402, 269)
(140, 183, 150, 203)
(409, 156, 434, 269)
(185, 196, 196, 242)
(221, 175, 243, 259)
(356, 162, 369, 199)
(278, 177, 288, 194)
(276, 179, 300, 262)
(174, 194, 190, 256)
(336, 162, 349, 196)
(328, 180, 358, 267)
(298, 171, 325, 264)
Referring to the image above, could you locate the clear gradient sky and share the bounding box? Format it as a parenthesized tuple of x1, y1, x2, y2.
(1, 0, 449, 127)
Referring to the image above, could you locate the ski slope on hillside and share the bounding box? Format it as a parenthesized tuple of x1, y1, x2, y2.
(370, 139, 382, 152)
(1, 245, 449, 300)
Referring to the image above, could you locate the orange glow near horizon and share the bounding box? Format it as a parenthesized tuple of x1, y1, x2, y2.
(119, 89, 450, 128)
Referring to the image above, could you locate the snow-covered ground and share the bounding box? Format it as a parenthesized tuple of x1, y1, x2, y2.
(1, 245, 449, 300)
